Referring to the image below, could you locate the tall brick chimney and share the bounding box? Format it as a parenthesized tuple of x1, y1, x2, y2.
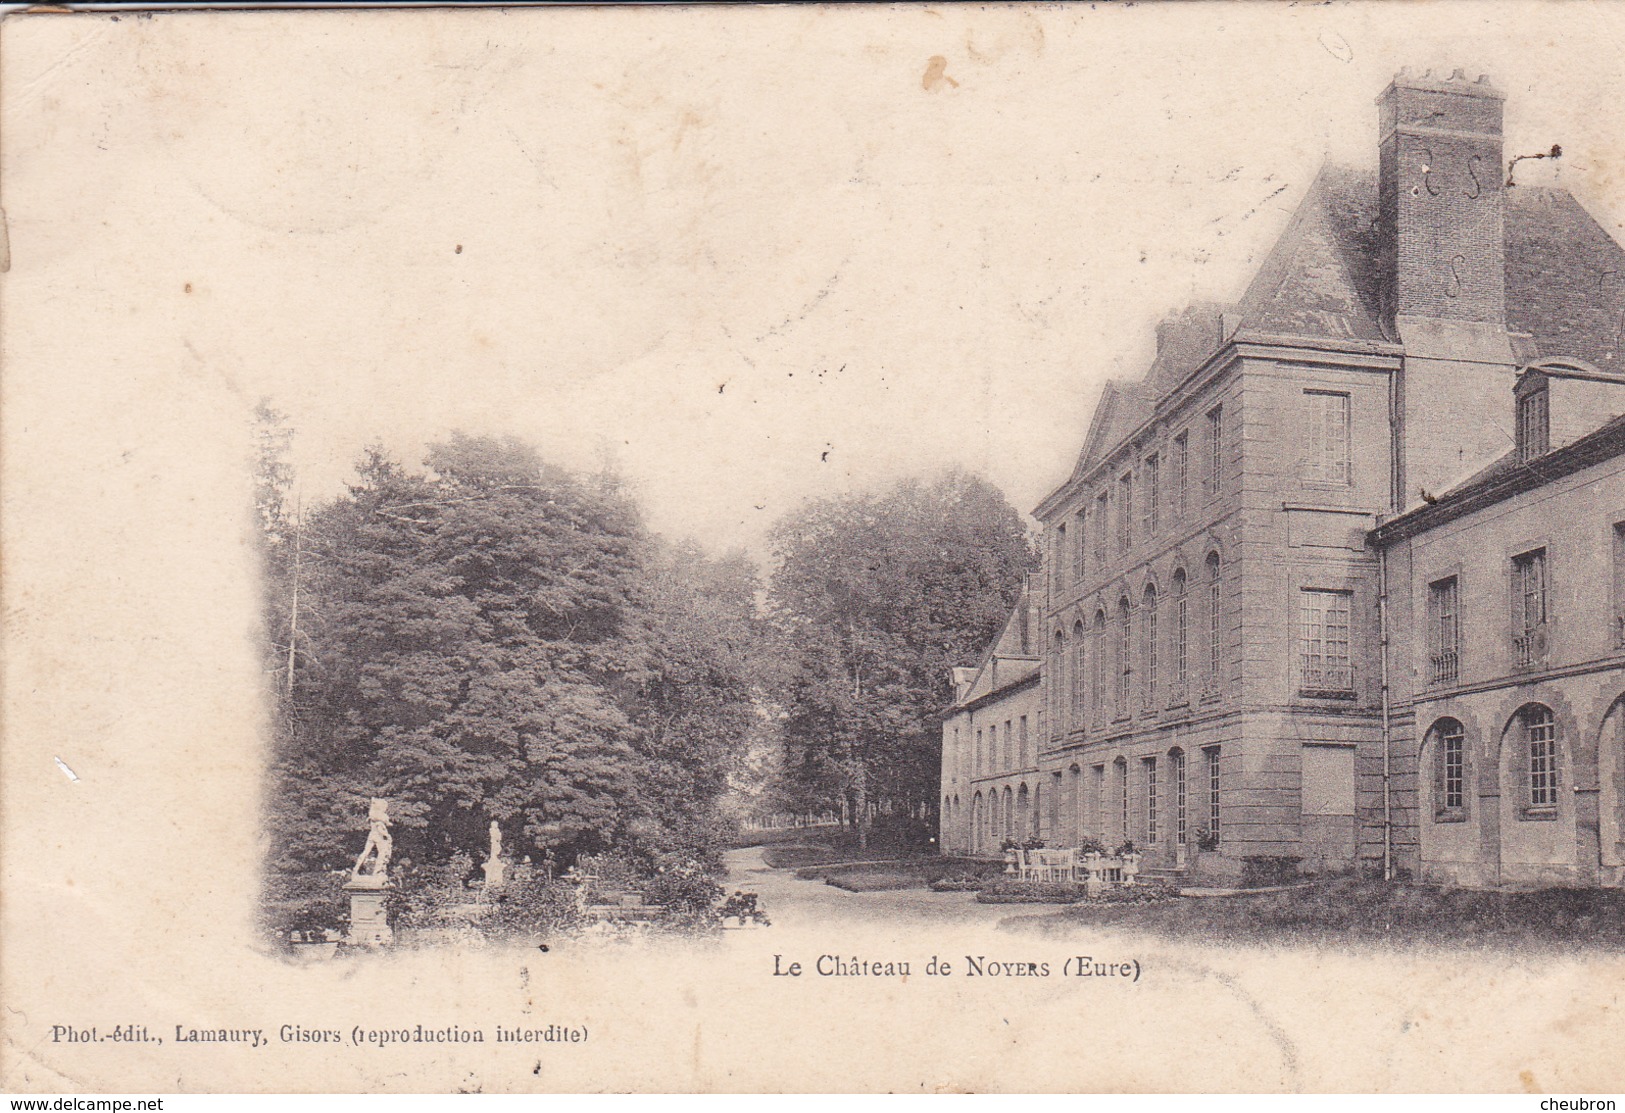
(1378, 69, 1518, 512)
(1377, 69, 1506, 325)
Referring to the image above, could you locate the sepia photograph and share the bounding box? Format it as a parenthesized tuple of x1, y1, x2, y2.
(2, 1, 1624, 1096)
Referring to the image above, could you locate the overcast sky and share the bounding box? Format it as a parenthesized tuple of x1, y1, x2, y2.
(7, 3, 1624, 561)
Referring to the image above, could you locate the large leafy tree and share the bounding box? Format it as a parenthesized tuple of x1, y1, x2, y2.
(766, 470, 1035, 848)
(261, 432, 759, 879)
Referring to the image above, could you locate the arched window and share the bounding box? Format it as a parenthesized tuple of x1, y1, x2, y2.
(1172, 569, 1189, 694)
(1002, 786, 1015, 841)
(971, 792, 984, 853)
(1071, 620, 1087, 729)
(1052, 630, 1066, 731)
(1142, 583, 1159, 710)
(1016, 783, 1031, 841)
(1206, 552, 1222, 686)
(1427, 718, 1468, 819)
(1117, 597, 1133, 714)
(1093, 610, 1108, 719)
(1520, 704, 1560, 813)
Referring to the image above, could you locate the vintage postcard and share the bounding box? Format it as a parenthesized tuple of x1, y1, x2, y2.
(3, 2, 1624, 1096)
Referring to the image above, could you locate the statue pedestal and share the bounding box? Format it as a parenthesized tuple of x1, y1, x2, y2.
(345, 876, 392, 947)
(482, 857, 505, 891)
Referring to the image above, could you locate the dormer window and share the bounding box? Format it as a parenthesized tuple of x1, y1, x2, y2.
(1517, 384, 1550, 462)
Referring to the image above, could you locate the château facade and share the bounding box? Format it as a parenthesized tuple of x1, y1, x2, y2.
(939, 70, 1625, 887)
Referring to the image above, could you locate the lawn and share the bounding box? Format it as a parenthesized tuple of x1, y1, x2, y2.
(1014, 877, 1625, 951)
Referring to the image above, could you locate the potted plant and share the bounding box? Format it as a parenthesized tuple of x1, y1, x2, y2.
(1114, 840, 1142, 885)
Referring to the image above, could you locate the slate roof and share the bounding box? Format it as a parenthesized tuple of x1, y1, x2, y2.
(1371, 412, 1625, 546)
(1237, 163, 1625, 365)
(1042, 164, 1625, 513)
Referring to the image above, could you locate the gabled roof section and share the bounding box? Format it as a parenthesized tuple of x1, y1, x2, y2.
(1234, 162, 1388, 342)
(949, 580, 1040, 712)
(1073, 382, 1150, 476)
(1506, 187, 1625, 370)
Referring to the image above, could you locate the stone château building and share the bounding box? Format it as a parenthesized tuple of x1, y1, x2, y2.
(939, 70, 1625, 887)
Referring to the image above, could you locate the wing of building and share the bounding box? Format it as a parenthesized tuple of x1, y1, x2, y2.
(939, 70, 1625, 888)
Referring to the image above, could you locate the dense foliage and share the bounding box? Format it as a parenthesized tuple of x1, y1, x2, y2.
(765, 471, 1035, 847)
(256, 419, 761, 903)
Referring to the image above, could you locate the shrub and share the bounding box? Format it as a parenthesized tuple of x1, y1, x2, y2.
(259, 869, 348, 941)
(1075, 837, 1107, 856)
(1240, 856, 1302, 889)
(489, 880, 584, 937)
(718, 891, 771, 927)
(1192, 825, 1220, 852)
(643, 857, 724, 914)
(392, 852, 478, 930)
(975, 880, 1084, 904)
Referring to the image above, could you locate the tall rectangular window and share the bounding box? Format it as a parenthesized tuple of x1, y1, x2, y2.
(1174, 750, 1188, 846)
(1144, 756, 1158, 845)
(1098, 617, 1111, 721)
(1206, 746, 1221, 842)
(1303, 390, 1352, 484)
(1428, 576, 1460, 686)
(1118, 472, 1134, 552)
(1517, 387, 1550, 462)
(1019, 716, 1029, 768)
(1300, 588, 1355, 696)
(1092, 765, 1106, 842)
(1614, 523, 1625, 648)
(1206, 406, 1223, 496)
(1174, 431, 1190, 518)
(1094, 492, 1109, 564)
(1526, 707, 1558, 809)
(1055, 523, 1068, 588)
(1512, 548, 1548, 668)
(1206, 554, 1222, 685)
(1143, 589, 1159, 709)
(1071, 635, 1086, 728)
(1118, 759, 1129, 844)
(975, 729, 983, 776)
(1441, 722, 1465, 812)
(1117, 602, 1132, 714)
(1073, 509, 1086, 583)
(1175, 573, 1190, 692)
(1145, 454, 1160, 535)
(1003, 721, 1013, 770)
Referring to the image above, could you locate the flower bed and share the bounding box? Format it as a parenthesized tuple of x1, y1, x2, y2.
(975, 880, 1086, 904)
(1074, 879, 1179, 904)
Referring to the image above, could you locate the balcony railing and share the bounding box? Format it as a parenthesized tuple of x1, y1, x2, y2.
(1299, 660, 1356, 698)
(1429, 649, 1459, 687)
(1513, 628, 1547, 670)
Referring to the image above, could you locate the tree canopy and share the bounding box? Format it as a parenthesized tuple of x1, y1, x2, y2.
(765, 470, 1035, 846)
(259, 429, 759, 879)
